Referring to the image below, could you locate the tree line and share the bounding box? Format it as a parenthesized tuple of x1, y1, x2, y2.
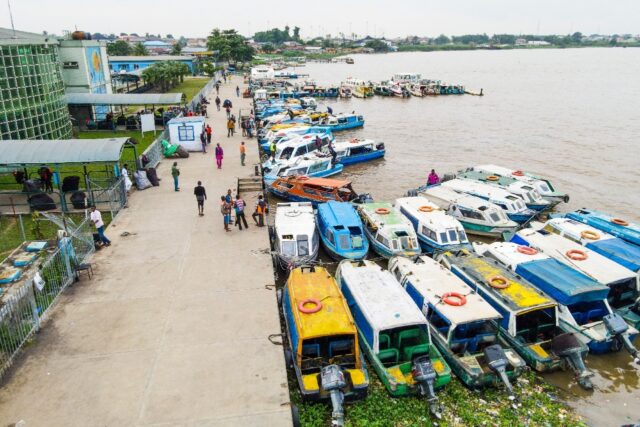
(141, 61, 190, 92)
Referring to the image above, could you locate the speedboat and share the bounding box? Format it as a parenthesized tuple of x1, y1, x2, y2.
(263, 156, 343, 186)
(441, 178, 537, 224)
(269, 176, 371, 206)
(281, 266, 369, 426)
(473, 164, 569, 204)
(438, 250, 593, 389)
(391, 73, 422, 84)
(474, 242, 640, 363)
(389, 256, 525, 398)
(373, 84, 392, 96)
(414, 185, 518, 237)
(336, 260, 451, 417)
(457, 170, 551, 211)
(357, 203, 421, 259)
(316, 201, 369, 260)
(325, 139, 385, 166)
(318, 113, 365, 131)
(395, 196, 471, 254)
(338, 85, 352, 98)
(262, 132, 333, 167)
(273, 202, 319, 269)
(342, 78, 374, 98)
(408, 84, 424, 97)
(564, 209, 640, 247)
(514, 224, 640, 328)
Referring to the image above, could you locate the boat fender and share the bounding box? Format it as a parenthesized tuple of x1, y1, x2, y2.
(487, 175, 500, 181)
(517, 246, 538, 256)
(512, 170, 524, 177)
(375, 207, 390, 215)
(489, 276, 509, 289)
(566, 249, 588, 261)
(580, 230, 600, 240)
(442, 292, 467, 306)
(298, 298, 322, 314)
(611, 218, 629, 227)
(419, 205, 434, 213)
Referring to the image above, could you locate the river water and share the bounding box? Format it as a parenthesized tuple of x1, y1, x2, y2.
(279, 49, 640, 426)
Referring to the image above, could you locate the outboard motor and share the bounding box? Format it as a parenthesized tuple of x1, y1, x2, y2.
(412, 356, 442, 419)
(603, 313, 640, 364)
(375, 142, 385, 150)
(483, 344, 516, 400)
(320, 365, 347, 426)
(551, 333, 594, 389)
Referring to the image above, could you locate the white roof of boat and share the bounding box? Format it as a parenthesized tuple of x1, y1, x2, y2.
(393, 257, 501, 325)
(275, 202, 316, 236)
(339, 260, 427, 331)
(443, 178, 521, 202)
(474, 164, 517, 176)
(395, 196, 464, 229)
(474, 242, 549, 267)
(544, 218, 615, 241)
(517, 228, 635, 285)
(332, 139, 375, 149)
(420, 186, 502, 211)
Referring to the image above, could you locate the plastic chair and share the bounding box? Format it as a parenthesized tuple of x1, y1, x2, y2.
(302, 343, 321, 358)
(397, 329, 424, 349)
(404, 343, 430, 362)
(328, 340, 352, 357)
(377, 348, 399, 366)
(379, 333, 391, 350)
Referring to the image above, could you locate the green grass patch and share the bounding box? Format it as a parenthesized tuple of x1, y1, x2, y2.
(169, 77, 210, 102)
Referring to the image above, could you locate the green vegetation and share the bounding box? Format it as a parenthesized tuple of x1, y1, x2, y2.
(207, 29, 255, 62)
(295, 372, 585, 427)
(107, 40, 131, 56)
(254, 26, 301, 44)
(364, 39, 389, 52)
(133, 42, 149, 56)
(141, 61, 190, 93)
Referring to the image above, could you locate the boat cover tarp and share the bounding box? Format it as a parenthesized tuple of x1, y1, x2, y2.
(515, 258, 609, 306)
(588, 239, 640, 272)
(567, 210, 640, 246)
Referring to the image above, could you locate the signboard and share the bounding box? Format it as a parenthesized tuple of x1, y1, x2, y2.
(140, 113, 155, 134)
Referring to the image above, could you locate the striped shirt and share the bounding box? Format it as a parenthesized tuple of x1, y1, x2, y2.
(234, 199, 246, 212)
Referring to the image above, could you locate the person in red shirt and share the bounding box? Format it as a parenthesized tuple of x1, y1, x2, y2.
(205, 125, 212, 145)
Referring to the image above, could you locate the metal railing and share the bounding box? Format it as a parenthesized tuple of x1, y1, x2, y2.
(0, 216, 95, 377)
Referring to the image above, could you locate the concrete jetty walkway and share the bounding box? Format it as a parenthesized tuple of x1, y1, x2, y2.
(0, 77, 292, 426)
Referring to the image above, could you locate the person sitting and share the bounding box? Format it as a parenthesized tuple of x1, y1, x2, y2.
(427, 169, 440, 186)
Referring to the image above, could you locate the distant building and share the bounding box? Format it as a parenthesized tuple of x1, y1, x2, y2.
(515, 38, 527, 46)
(108, 55, 195, 73)
(304, 46, 323, 53)
(0, 27, 72, 140)
(527, 40, 550, 46)
(143, 40, 172, 54)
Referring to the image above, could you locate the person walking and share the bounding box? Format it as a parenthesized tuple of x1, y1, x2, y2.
(220, 196, 231, 232)
(225, 106, 231, 119)
(205, 124, 212, 144)
(241, 119, 247, 137)
(252, 195, 267, 227)
(200, 130, 207, 153)
(121, 163, 132, 195)
(194, 181, 207, 216)
(215, 82, 220, 94)
(227, 117, 235, 137)
(240, 141, 246, 166)
(269, 141, 277, 161)
(236, 85, 240, 97)
(171, 162, 180, 191)
(234, 194, 249, 230)
(215, 143, 224, 169)
(215, 96, 221, 111)
(201, 104, 208, 118)
(90, 205, 111, 246)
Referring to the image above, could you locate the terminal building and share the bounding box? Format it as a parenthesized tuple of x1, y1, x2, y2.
(0, 28, 73, 140)
(108, 55, 195, 74)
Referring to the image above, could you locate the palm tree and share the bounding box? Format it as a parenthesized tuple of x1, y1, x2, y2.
(133, 42, 149, 56)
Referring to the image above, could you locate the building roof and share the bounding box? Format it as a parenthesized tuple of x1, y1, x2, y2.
(108, 55, 193, 62)
(143, 40, 170, 47)
(0, 138, 134, 166)
(0, 27, 58, 46)
(66, 92, 184, 105)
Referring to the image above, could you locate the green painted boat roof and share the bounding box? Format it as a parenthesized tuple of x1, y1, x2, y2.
(459, 170, 517, 186)
(359, 203, 405, 225)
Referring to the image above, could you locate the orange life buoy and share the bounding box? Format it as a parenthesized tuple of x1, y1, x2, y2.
(442, 292, 467, 306)
(517, 246, 538, 256)
(486, 175, 500, 181)
(375, 207, 390, 215)
(419, 205, 434, 213)
(298, 299, 322, 314)
(489, 275, 509, 289)
(611, 218, 629, 227)
(566, 249, 588, 261)
(580, 230, 600, 240)
(512, 170, 524, 177)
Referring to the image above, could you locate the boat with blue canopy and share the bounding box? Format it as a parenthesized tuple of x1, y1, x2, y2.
(474, 242, 640, 363)
(336, 260, 451, 417)
(389, 256, 525, 398)
(439, 249, 593, 389)
(316, 201, 369, 260)
(565, 209, 640, 247)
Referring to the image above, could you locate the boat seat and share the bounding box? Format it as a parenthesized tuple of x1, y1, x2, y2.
(328, 340, 352, 357)
(450, 338, 471, 354)
(397, 329, 426, 349)
(572, 312, 586, 326)
(466, 337, 481, 353)
(403, 343, 430, 362)
(379, 334, 391, 350)
(378, 348, 400, 366)
(302, 343, 321, 359)
(587, 308, 606, 322)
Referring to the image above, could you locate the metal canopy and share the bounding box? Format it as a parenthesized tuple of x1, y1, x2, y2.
(0, 138, 134, 166)
(65, 92, 184, 106)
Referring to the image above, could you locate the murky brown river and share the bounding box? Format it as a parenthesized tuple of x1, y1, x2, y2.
(276, 49, 640, 426)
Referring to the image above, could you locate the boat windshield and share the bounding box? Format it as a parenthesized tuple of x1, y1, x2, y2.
(458, 229, 468, 242)
(300, 334, 357, 373)
(450, 320, 498, 355)
(297, 235, 310, 256)
(447, 229, 458, 243)
(281, 240, 296, 256)
(515, 307, 557, 344)
(538, 183, 551, 194)
(348, 227, 364, 249)
(567, 300, 608, 326)
(396, 231, 417, 250)
(487, 211, 502, 223)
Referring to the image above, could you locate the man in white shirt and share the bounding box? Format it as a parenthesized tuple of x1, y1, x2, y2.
(90, 206, 111, 246)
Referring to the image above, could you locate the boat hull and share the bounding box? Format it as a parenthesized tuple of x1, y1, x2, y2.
(339, 149, 385, 166)
(458, 220, 517, 238)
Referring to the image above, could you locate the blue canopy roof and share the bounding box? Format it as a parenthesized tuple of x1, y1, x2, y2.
(567, 209, 640, 247)
(514, 258, 609, 306)
(317, 201, 361, 228)
(588, 238, 640, 272)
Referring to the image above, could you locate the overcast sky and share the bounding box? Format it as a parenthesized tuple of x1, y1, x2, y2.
(2, 0, 638, 39)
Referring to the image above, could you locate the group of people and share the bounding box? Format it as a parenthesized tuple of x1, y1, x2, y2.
(194, 186, 267, 232)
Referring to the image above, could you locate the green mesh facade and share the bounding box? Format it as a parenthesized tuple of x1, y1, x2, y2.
(0, 43, 72, 140)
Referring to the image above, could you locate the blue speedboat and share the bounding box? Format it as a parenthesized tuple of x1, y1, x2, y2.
(319, 113, 365, 131)
(565, 209, 640, 247)
(328, 139, 385, 166)
(316, 201, 369, 260)
(474, 242, 640, 362)
(263, 157, 343, 186)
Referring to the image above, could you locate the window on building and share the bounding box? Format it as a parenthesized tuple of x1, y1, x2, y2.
(133, 64, 139, 70)
(62, 61, 79, 69)
(178, 125, 195, 141)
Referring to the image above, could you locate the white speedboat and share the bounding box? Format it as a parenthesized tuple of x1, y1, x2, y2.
(273, 202, 319, 269)
(263, 156, 344, 186)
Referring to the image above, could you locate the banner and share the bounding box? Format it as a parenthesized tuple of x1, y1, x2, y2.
(140, 113, 155, 133)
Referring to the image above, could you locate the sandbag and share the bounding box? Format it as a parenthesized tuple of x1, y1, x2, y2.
(175, 146, 190, 158)
(62, 175, 80, 192)
(29, 193, 56, 211)
(134, 170, 152, 190)
(70, 191, 87, 209)
(146, 168, 160, 186)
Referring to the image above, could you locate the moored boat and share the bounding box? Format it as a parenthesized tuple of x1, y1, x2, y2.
(272, 202, 319, 269)
(357, 203, 421, 259)
(282, 266, 369, 425)
(439, 250, 594, 389)
(565, 209, 640, 247)
(336, 260, 451, 417)
(316, 201, 369, 260)
(318, 113, 365, 131)
(262, 132, 332, 166)
(395, 196, 471, 254)
(326, 139, 385, 166)
(268, 176, 371, 206)
(389, 256, 526, 397)
(263, 156, 343, 186)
